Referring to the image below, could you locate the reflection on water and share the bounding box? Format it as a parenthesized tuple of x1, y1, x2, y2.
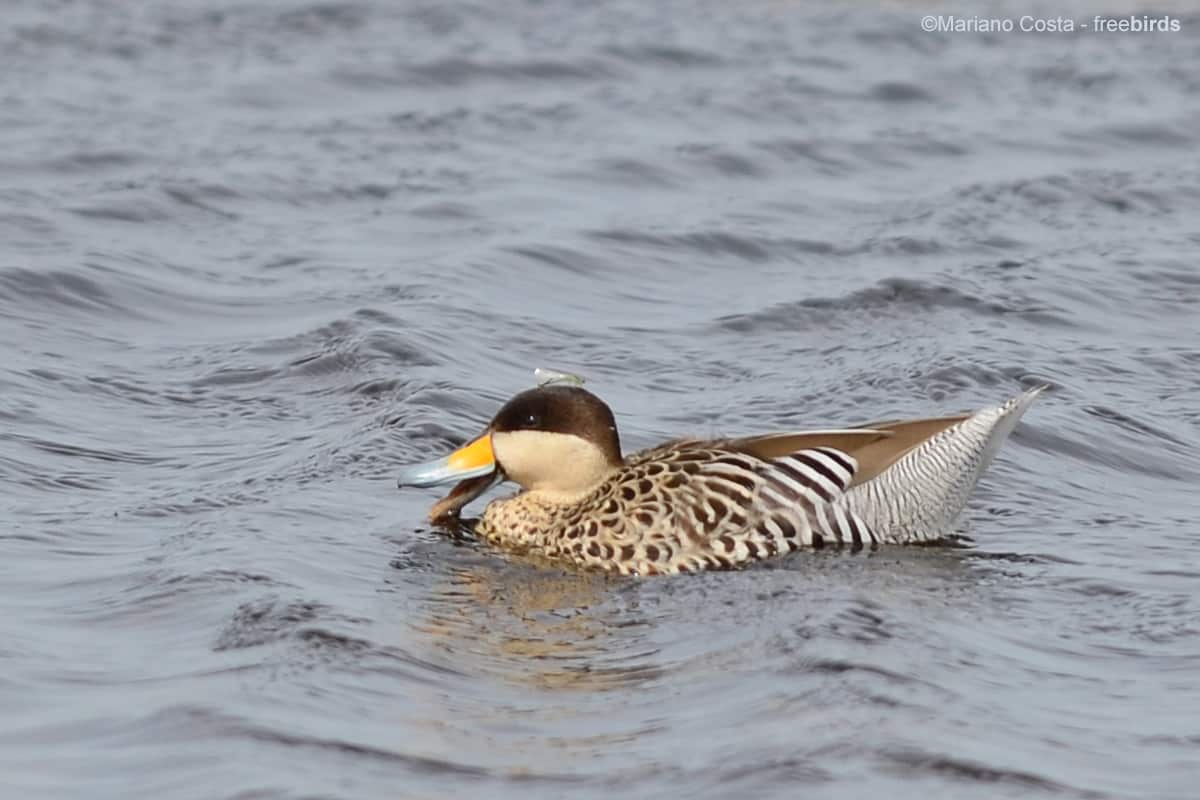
(416, 559, 664, 693)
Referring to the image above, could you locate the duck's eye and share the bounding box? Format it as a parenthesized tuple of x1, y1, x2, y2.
(524, 413, 540, 428)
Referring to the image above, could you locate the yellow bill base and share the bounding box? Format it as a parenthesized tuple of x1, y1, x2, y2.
(447, 434, 495, 472)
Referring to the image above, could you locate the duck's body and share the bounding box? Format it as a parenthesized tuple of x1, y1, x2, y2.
(398, 382, 1043, 576)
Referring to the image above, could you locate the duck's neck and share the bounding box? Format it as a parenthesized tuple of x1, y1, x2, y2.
(524, 479, 611, 507)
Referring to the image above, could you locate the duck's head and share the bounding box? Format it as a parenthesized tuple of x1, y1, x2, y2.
(397, 385, 623, 523)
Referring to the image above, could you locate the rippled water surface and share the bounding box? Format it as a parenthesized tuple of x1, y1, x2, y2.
(3, 1, 1200, 797)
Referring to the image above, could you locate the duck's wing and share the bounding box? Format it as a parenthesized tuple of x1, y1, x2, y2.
(726, 418, 979, 487)
(624, 430, 891, 466)
(627, 418, 976, 490)
(611, 445, 878, 574)
(723, 429, 893, 460)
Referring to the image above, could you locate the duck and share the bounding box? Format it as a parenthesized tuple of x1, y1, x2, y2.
(396, 376, 1044, 576)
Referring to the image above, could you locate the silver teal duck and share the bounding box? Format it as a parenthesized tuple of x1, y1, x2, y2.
(397, 383, 1043, 576)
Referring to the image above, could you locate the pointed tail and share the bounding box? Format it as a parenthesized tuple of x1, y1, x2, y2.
(840, 387, 1045, 543)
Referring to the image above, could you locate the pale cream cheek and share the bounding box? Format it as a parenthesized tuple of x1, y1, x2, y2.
(492, 431, 613, 494)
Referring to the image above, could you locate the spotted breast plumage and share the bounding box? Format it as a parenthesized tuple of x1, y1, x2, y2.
(396, 377, 1043, 576)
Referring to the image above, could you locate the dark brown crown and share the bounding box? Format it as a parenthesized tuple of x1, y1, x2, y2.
(490, 385, 622, 466)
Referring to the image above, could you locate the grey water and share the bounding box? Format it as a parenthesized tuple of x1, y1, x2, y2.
(3, 1, 1200, 798)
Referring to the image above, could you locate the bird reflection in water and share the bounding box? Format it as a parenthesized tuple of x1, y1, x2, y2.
(409, 529, 665, 694)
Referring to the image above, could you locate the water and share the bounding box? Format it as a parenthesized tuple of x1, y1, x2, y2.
(3, 1, 1200, 797)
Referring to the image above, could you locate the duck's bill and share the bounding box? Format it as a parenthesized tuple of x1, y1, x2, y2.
(428, 471, 503, 524)
(396, 433, 496, 488)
